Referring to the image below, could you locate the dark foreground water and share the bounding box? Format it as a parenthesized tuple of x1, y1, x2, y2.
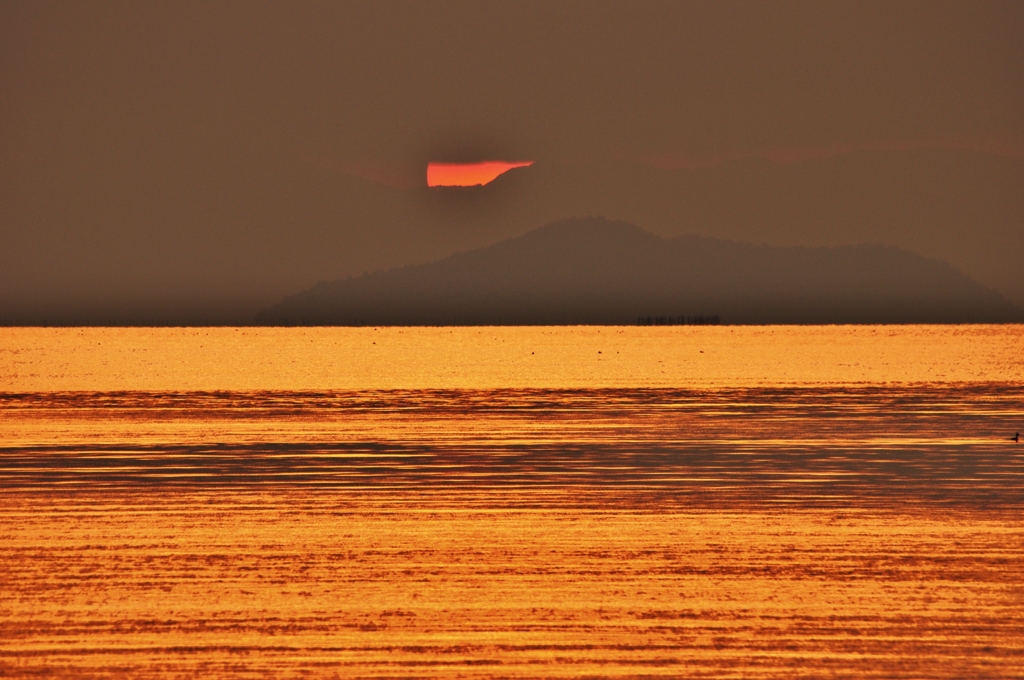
(2, 384, 1023, 678)
(2, 386, 1024, 507)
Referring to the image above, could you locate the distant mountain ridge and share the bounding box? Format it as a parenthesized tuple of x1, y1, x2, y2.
(256, 218, 1022, 325)
(5, 147, 1023, 324)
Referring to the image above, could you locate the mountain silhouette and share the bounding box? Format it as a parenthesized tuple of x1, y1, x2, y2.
(445, 149, 1024, 310)
(4, 148, 1023, 324)
(256, 217, 1022, 325)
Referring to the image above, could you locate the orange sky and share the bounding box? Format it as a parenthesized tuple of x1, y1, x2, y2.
(427, 161, 533, 187)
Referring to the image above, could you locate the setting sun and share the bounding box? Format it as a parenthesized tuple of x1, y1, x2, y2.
(4, 3, 1022, 677)
(427, 160, 533, 187)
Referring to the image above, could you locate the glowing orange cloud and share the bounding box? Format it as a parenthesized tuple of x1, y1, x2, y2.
(427, 161, 533, 187)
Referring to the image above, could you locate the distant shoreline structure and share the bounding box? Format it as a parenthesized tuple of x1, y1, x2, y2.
(637, 315, 720, 326)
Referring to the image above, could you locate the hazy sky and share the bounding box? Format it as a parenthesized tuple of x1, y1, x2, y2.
(4, 1, 1021, 182)
(2, 1, 1022, 321)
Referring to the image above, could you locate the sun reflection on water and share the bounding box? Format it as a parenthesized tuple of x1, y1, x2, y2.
(0, 326, 1022, 677)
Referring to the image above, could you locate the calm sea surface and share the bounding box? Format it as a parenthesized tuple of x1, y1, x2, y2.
(1, 326, 1023, 678)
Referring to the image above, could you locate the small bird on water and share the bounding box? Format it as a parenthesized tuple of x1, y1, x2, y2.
(1014, 432, 1020, 442)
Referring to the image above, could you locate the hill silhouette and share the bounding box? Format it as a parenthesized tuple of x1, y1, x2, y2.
(256, 218, 1022, 325)
(4, 148, 1023, 324)
(456, 149, 1024, 309)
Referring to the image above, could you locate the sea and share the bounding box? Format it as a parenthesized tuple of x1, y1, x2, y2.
(1, 326, 1022, 678)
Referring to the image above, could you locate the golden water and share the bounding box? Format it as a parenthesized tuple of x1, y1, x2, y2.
(1, 326, 1023, 677)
